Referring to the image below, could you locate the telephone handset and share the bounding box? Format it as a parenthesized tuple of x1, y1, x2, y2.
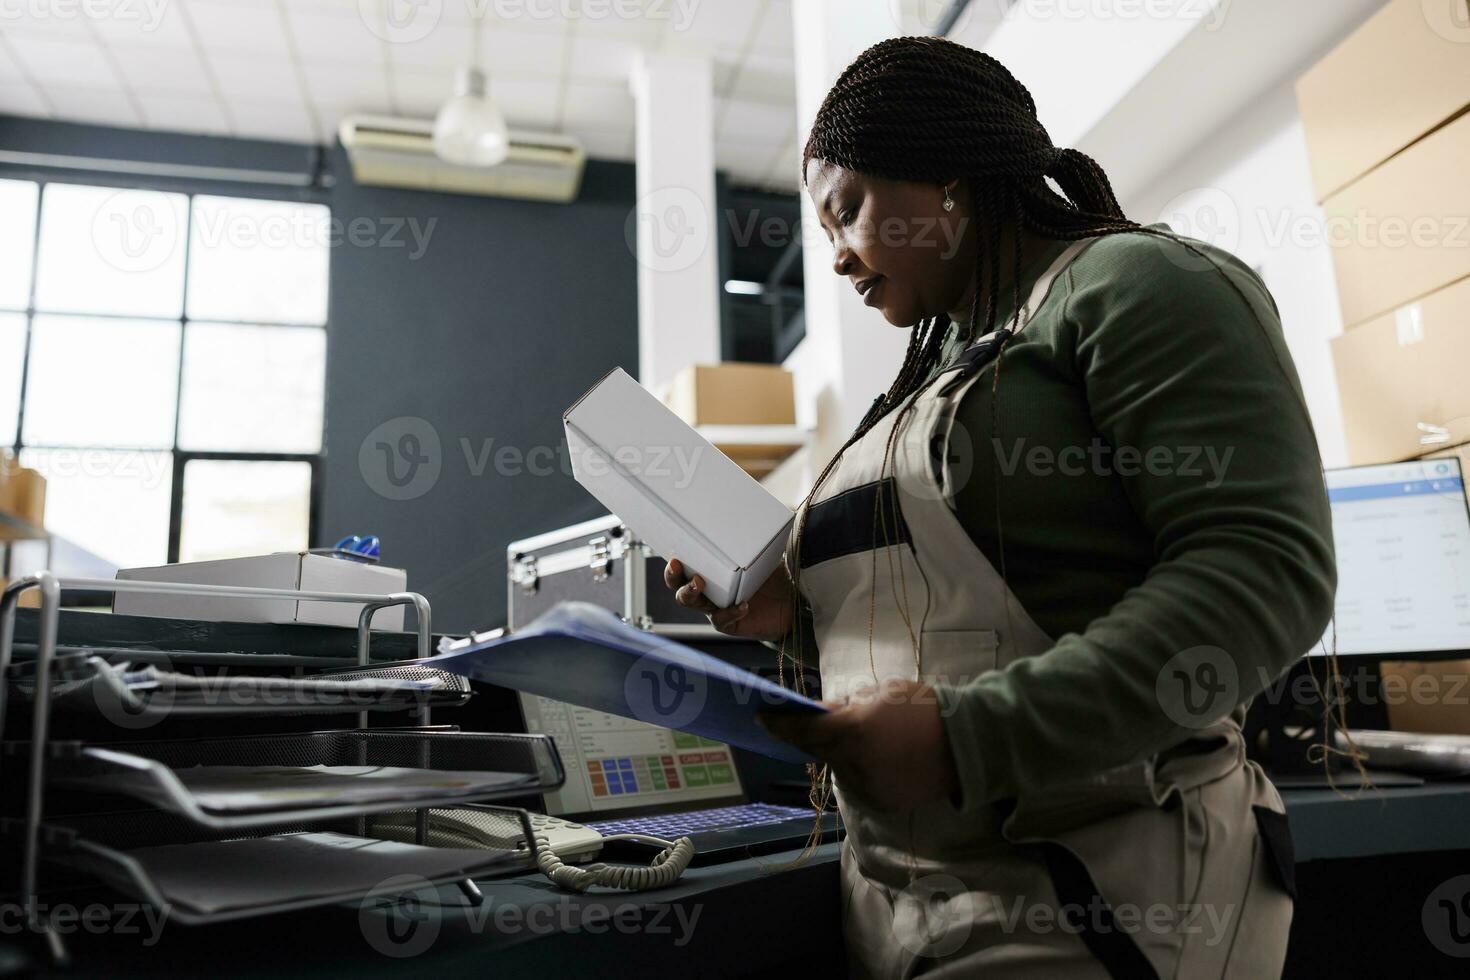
(366, 806, 694, 892)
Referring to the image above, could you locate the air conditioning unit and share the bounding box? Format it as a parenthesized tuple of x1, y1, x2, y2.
(338, 115, 586, 203)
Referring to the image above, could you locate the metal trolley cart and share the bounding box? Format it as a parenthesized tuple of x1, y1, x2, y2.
(0, 572, 565, 963)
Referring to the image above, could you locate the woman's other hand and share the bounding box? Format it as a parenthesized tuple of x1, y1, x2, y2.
(758, 679, 960, 811)
(664, 556, 795, 643)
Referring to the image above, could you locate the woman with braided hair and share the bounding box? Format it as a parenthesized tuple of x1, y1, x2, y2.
(665, 35, 1332, 978)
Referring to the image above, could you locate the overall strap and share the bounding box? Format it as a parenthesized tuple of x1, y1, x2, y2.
(936, 237, 1100, 397)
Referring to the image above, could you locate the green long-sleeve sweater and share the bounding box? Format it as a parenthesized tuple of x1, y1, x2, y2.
(782, 227, 1337, 812)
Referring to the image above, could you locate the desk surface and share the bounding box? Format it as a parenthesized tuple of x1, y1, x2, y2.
(29, 785, 1470, 978)
(1282, 782, 1470, 861)
(36, 843, 845, 979)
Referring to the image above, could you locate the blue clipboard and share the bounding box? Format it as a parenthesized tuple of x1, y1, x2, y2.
(425, 602, 826, 764)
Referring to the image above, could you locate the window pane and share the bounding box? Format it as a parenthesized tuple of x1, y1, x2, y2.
(33, 184, 188, 318)
(179, 460, 312, 564)
(19, 448, 172, 568)
(23, 315, 180, 448)
(0, 179, 39, 310)
(187, 196, 330, 325)
(178, 323, 325, 453)
(0, 313, 24, 446)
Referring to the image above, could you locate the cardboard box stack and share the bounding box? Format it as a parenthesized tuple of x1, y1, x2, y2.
(1379, 659, 1470, 737)
(0, 454, 46, 530)
(1297, 0, 1470, 464)
(661, 363, 803, 480)
(0, 454, 48, 607)
(1299, 1, 1470, 739)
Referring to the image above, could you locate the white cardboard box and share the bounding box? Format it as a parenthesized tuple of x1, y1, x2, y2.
(563, 367, 794, 609)
(114, 553, 409, 629)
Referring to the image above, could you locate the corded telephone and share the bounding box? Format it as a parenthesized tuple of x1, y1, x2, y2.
(365, 806, 694, 892)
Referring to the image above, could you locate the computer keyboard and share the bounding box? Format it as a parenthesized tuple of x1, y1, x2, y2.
(588, 802, 814, 838)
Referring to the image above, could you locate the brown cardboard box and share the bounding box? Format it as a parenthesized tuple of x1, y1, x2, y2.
(1322, 111, 1470, 329)
(1423, 443, 1470, 476)
(1297, 0, 1470, 203)
(715, 443, 805, 482)
(0, 456, 46, 529)
(0, 578, 43, 609)
(663, 363, 796, 427)
(1380, 659, 1470, 736)
(1332, 274, 1470, 464)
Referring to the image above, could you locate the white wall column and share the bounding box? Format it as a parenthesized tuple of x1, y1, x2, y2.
(629, 52, 721, 393)
(789, 0, 910, 456)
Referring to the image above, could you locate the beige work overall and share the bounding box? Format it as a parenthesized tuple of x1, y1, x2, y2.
(791, 240, 1296, 979)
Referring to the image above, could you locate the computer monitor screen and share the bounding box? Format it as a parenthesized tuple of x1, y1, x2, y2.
(1318, 457, 1470, 656)
(519, 693, 743, 816)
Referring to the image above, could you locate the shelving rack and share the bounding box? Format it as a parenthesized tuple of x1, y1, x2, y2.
(0, 571, 564, 962)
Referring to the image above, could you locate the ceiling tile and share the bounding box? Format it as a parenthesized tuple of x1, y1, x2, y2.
(657, 32, 719, 60)
(209, 53, 302, 103)
(567, 0, 664, 42)
(293, 0, 367, 16)
(566, 33, 643, 80)
(481, 5, 571, 34)
(749, 0, 793, 55)
(139, 94, 232, 135)
(718, 98, 793, 144)
(285, 7, 386, 65)
(314, 103, 373, 143)
(384, 20, 476, 70)
(0, 79, 50, 118)
(185, 0, 290, 55)
(44, 86, 143, 128)
(90, 4, 195, 47)
(671, 2, 761, 48)
(480, 25, 567, 77)
(0, 8, 93, 40)
(488, 75, 561, 129)
(729, 51, 794, 105)
(389, 68, 456, 116)
(231, 99, 316, 143)
(8, 36, 118, 88)
(0, 43, 26, 82)
(393, 68, 557, 127)
(301, 63, 392, 107)
(561, 79, 633, 131)
(109, 46, 213, 94)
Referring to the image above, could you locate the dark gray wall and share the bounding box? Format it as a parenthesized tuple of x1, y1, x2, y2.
(0, 116, 637, 632)
(322, 149, 638, 632)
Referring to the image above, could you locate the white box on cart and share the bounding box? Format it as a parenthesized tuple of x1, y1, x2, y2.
(115, 552, 408, 629)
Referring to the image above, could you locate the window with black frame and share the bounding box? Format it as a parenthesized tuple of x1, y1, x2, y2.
(0, 177, 328, 571)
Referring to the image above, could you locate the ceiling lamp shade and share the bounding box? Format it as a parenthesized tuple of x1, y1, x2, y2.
(433, 67, 510, 167)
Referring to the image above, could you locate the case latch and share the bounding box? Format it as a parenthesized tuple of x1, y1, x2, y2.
(511, 554, 539, 595)
(588, 536, 613, 583)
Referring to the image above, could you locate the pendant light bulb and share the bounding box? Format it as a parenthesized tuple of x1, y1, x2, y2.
(433, 67, 510, 167)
